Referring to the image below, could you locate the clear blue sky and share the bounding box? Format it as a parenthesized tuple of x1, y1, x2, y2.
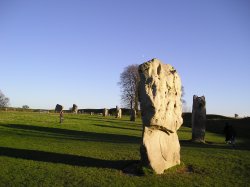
(0, 0, 249, 117)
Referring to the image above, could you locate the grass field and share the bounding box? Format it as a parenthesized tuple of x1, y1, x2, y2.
(0, 112, 250, 186)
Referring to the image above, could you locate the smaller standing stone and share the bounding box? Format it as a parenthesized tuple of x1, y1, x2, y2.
(192, 95, 206, 142)
(103, 108, 109, 117)
(115, 106, 122, 118)
(130, 109, 136, 121)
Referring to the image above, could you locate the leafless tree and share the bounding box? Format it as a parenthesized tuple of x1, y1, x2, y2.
(0, 90, 10, 107)
(181, 86, 186, 104)
(118, 64, 140, 111)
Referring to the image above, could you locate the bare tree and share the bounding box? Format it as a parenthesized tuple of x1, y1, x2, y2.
(0, 90, 10, 107)
(181, 86, 186, 104)
(118, 64, 140, 111)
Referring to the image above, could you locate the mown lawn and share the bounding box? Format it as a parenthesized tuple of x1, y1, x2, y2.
(0, 112, 249, 186)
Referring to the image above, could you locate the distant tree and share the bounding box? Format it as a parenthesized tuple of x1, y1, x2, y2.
(235, 114, 239, 118)
(118, 64, 140, 111)
(22, 105, 29, 109)
(0, 90, 10, 107)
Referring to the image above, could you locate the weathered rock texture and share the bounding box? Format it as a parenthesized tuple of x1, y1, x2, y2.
(192, 95, 206, 142)
(55, 104, 63, 113)
(115, 106, 122, 118)
(130, 109, 136, 121)
(138, 58, 183, 174)
(103, 108, 109, 117)
(72, 104, 78, 114)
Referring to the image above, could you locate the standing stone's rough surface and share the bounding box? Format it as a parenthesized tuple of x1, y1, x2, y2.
(130, 109, 136, 121)
(55, 104, 63, 113)
(72, 104, 78, 114)
(138, 58, 183, 174)
(103, 108, 109, 117)
(192, 95, 206, 142)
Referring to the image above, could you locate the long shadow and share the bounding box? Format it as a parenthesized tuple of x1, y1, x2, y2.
(93, 124, 142, 132)
(0, 124, 140, 144)
(0, 146, 138, 170)
(86, 117, 141, 126)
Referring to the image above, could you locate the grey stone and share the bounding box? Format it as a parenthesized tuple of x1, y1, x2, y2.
(192, 95, 206, 142)
(103, 108, 109, 117)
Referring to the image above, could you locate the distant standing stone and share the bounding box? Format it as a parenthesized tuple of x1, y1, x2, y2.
(138, 58, 183, 174)
(72, 104, 78, 114)
(103, 108, 109, 117)
(115, 106, 122, 118)
(192, 95, 206, 142)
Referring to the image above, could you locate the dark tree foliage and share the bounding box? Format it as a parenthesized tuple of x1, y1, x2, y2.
(22, 105, 29, 109)
(0, 90, 10, 107)
(118, 64, 140, 111)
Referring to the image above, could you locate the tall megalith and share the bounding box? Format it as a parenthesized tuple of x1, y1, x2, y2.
(192, 95, 206, 142)
(138, 58, 183, 174)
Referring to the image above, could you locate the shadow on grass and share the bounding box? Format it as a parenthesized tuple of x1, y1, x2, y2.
(1, 124, 140, 144)
(0, 146, 138, 170)
(83, 116, 141, 125)
(93, 124, 142, 131)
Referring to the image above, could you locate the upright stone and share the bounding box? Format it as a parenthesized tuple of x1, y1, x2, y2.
(138, 58, 183, 174)
(115, 106, 122, 118)
(103, 108, 109, 117)
(55, 104, 63, 113)
(192, 95, 206, 142)
(130, 109, 136, 121)
(72, 104, 78, 114)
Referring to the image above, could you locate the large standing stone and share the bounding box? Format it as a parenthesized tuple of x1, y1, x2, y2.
(103, 108, 109, 117)
(55, 104, 63, 113)
(72, 104, 78, 114)
(130, 109, 136, 121)
(138, 58, 183, 174)
(192, 95, 206, 142)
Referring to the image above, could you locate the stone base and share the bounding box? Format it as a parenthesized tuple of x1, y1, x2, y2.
(141, 127, 181, 174)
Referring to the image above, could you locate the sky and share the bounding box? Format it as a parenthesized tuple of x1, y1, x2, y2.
(0, 0, 250, 117)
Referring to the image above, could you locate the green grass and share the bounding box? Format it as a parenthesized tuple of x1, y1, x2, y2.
(0, 112, 250, 186)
